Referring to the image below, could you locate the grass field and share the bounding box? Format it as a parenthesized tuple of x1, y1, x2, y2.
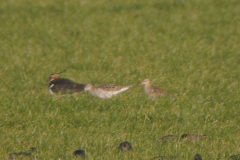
(0, 0, 240, 159)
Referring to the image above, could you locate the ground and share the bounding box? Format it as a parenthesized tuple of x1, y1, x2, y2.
(0, 0, 239, 159)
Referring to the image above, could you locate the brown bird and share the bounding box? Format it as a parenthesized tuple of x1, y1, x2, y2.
(158, 135, 177, 142)
(9, 152, 36, 159)
(118, 141, 133, 152)
(48, 71, 85, 95)
(140, 78, 168, 99)
(180, 134, 207, 141)
(84, 84, 132, 99)
(153, 156, 176, 160)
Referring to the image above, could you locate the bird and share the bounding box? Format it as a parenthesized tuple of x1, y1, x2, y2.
(180, 134, 207, 141)
(73, 150, 86, 158)
(194, 154, 203, 160)
(29, 147, 37, 152)
(9, 152, 36, 160)
(153, 156, 176, 159)
(230, 154, 240, 159)
(48, 71, 86, 95)
(140, 78, 168, 99)
(84, 84, 132, 99)
(118, 141, 133, 152)
(157, 135, 177, 142)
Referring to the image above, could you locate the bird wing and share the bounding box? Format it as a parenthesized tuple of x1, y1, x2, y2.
(151, 86, 168, 94)
(96, 84, 118, 91)
(50, 78, 85, 94)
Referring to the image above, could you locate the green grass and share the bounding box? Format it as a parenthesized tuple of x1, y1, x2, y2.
(0, 0, 240, 159)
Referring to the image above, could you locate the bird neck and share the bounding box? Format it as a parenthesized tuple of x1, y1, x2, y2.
(89, 86, 96, 95)
(144, 82, 152, 89)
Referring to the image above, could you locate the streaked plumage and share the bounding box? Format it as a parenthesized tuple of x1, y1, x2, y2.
(48, 73, 85, 95)
(140, 78, 168, 99)
(84, 84, 132, 99)
(180, 134, 207, 141)
(158, 135, 177, 142)
(9, 152, 36, 159)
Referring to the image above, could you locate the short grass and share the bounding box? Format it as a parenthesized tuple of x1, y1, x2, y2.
(0, 0, 240, 159)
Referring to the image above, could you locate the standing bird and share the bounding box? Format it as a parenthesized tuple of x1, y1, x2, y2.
(140, 78, 168, 99)
(48, 71, 85, 95)
(84, 84, 132, 99)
